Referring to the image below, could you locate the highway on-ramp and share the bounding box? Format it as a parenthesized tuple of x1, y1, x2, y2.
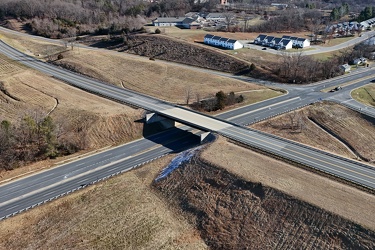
(1, 39, 375, 220)
(219, 68, 375, 124)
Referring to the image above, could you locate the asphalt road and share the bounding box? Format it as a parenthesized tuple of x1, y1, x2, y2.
(1, 36, 375, 220)
(0, 127, 202, 219)
(244, 30, 375, 55)
(218, 67, 375, 124)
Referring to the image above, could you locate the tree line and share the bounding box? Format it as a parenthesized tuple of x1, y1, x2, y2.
(357, 6, 375, 22)
(248, 9, 324, 33)
(0, 109, 90, 170)
(273, 44, 375, 84)
(0, 0, 218, 38)
(190, 91, 244, 112)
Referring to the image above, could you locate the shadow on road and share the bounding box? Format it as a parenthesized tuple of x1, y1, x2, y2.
(135, 118, 202, 153)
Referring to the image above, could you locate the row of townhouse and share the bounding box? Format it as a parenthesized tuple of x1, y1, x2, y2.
(360, 18, 375, 30)
(204, 34, 243, 50)
(325, 21, 361, 34)
(254, 34, 310, 49)
(282, 35, 310, 48)
(326, 17, 375, 34)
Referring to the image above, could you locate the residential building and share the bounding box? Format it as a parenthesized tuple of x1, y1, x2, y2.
(279, 39, 293, 50)
(254, 34, 267, 45)
(204, 34, 243, 50)
(262, 36, 274, 46)
(350, 58, 362, 65)
(205, 13, 227, 22)
(271, 3, 288, 9)
(339, 64, 351, 73)
(152, 17, 201, 29)
(296, 38, 310, 48)
(270, 37, 282, 48)
(254, 34, 307, 50)
(289, 36, 298, 47)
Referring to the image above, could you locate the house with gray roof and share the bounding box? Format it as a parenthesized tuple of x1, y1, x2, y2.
(270, 37, 282, 48)
(254, 34, 267, 45)
(262, 36, 274, 46)
(205, 13, 227, 22)
(340, 64, 351, 73)
(289, 36, 299, 47)
(204, 34, 243, 50)
(279, 39, 293, 50)
(152, 17, 200, 29)
(296, 38, 310, 48)
(253, 34, 307, 50)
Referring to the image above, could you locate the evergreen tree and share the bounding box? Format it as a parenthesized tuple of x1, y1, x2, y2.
(215, 91, 227, 110)
(330, 8, 339, 21)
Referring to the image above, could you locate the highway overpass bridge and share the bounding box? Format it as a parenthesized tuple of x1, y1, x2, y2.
(1, 39, 374, 191)
(1, 38, 375, 220)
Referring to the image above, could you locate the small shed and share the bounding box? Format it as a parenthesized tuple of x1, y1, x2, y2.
(340, 64, 351, 72)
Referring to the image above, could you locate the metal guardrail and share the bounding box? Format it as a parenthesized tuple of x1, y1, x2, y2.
(330, 100, 375, 119)
(0, 153, 169, 221)
(223, 133, 373, 191)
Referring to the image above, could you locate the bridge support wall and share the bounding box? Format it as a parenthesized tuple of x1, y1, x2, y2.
(200, 132, 212, 144)
(145, 113, 175, 129)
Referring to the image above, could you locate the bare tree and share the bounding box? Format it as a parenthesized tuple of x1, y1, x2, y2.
(223, 12, 235, 32)
(185, 86, 193, 105)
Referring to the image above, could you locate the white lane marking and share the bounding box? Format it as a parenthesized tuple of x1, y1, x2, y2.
(227, 97, 300, 121)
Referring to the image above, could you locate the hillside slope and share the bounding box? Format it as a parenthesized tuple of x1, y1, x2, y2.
(154, 151, 375, 249)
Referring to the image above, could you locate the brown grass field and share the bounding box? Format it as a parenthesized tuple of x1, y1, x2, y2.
(54, 49, 267, 104)
(0, 50, 144, 181)
(201, 137, 375, 231)
(0, 23, 374, 248)
(0, 29, 277, 105)
(0, 156, 208, 249)
(352, 83, 375, 107)
(158, 27, 361, 67)
(1, 136, 374, 249)
(251, 101, 375, 163)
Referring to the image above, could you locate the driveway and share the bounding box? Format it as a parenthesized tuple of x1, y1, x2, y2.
(240, 30, 375, 55)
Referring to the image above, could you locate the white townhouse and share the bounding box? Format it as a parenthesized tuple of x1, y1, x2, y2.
(226, 39, 243, 50)
(219, 37, 229, 47)
(254, 34, 267, 45)
(289, 36, 299, 47)
(253, 34, 298, 50)
(296, 38, 310, 48)
(279, 39, 293, 50)
(212, 35, 222, 46)
(204, 34, 243, 50)
(262, 36, 274, 46)
(270, 37, 282, 48)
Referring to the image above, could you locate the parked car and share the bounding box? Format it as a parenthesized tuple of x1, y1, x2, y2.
(262, 48, 267, 50)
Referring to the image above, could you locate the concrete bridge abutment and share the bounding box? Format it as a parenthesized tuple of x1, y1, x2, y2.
(145, 113, 175, 130)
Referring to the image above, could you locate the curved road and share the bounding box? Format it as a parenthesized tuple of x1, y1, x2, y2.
(245, 30, 375, 55)
(1, 36, 375, 220)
